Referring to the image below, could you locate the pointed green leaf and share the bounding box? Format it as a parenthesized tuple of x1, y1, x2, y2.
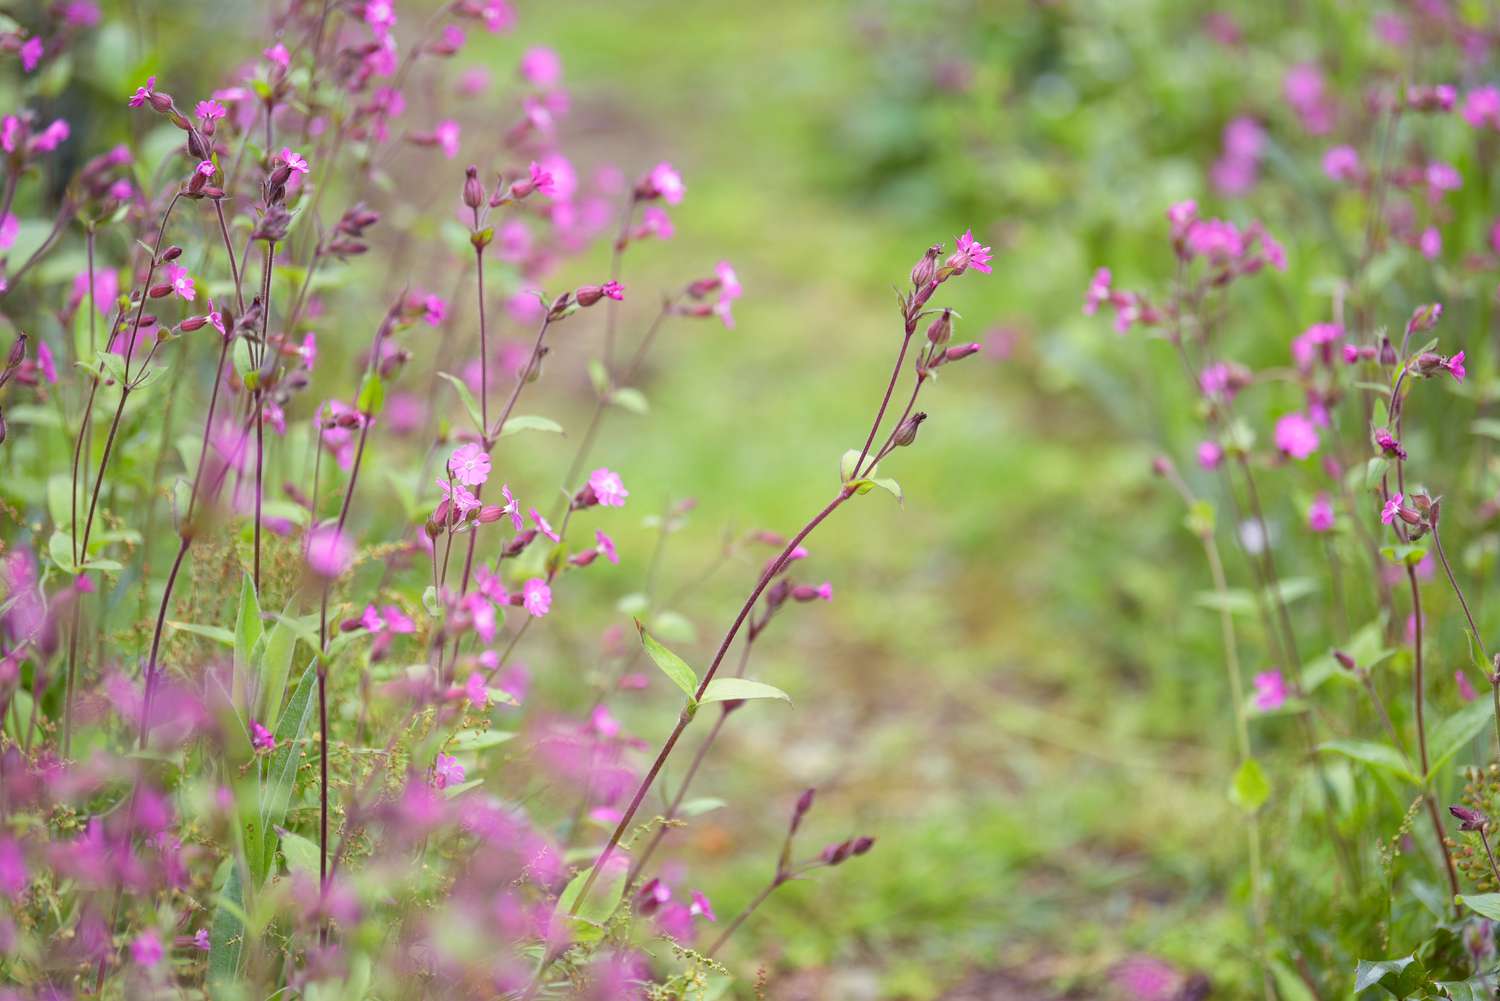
(699, 677, 791, 706)
(437, 372, 484, 435)
(1228, 757, 1270, 813)
(208, 864, 245, 983)
(498, 414, 564, 438)
(636, 619, 697, 700)
(1318, 739, 1419, 784)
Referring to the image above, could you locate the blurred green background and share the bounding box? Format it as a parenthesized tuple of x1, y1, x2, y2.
(18, 0, 1465, 996)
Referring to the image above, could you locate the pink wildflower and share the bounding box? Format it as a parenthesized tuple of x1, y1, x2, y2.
(644, 161, 685, 204)
(433, 753, 465, 790)
(129, 75, 157, 108)
(465, 672, 488, 708)
(1251, 671, 1288, 711)
(1197, 440, 1223, 470)
(1458, 670, 1479, 702)
(595, 529, 618, 564)
(1444, 351, 1466, 382)
(195, 99, 226, 121)
(165, 264, 196, 302)
(531, 508, 559, 542)
(278, 147, 309, 174)
(131, 931, 163, 967)
(1322, 145, 1360, 183)
(1273, 412, 1319, 460)
(250, 721, 276, 751)
(19, 37, 42, 73)
(1307, 493, 1335, 533)
(522, 578, 551, 617)
(588, 467, 629, 507)
(448, 443, 490, 487)
(306, 526, 354, 578)
(947, 229, 993, 275)
(1083, 267, 1112, 315)
(690, 890, 717, 922)
(519, 46, 563, 88)
(437, 477, 482, 516)
(264, 43, 290, 69)
(1381, 492, 1405, 526)
(499, 484, 523, 530)
(435, 119, 461, 159)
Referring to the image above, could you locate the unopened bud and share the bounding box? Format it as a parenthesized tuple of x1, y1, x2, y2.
(910, 245, 941, 288)
(1333, 650, 1357, 672)
(179, 315, 208, 332)
(162, 245, 183, 262)
(850, 835, 875, 856)
(791, 788, 815, 834)
(943, 342, 981, 364)
(569, 548, 599, 567)
(462, 165, 484, 211)
(6, 335, 25, 370)
(925, 308, 953, 346)
(891, 411, 926, 448)
(148, 284, 173, 299)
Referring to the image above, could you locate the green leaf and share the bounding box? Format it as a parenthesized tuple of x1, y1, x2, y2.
(679, 797, 727, 817)
(1228, 757, 1270, 813)
(1381, 544, 1429, 567)
(167, 620, 237, 646)
(839, 448, 864, 482)
(556, 862, 628, 928)
(279, 831, 320, 876)
(699, 677, 792, 705)
(208, 864, 245, 983)
(258, 608, 298, 732)
(1459, 893, 1500, 921)
(1426, 697, 1495, 780)
(609, 387, 649, 414)
(1319, 740, 1419, 784)
(1435, 977, 1494, 1001)
(1353, 956, 1426, 998)
(636, 619, 698, 700)
(1471, 418, 1500, 441)
(498, 414, 564, 438)
(868, 476, 903, 504)
(356, 371, 385, 417)
(587, 359, 610, 397)
(1366, 456, 1391, 489)
(47, 530, 77, 575)
(448, 729, 516, 752)
(437, 372, 483, 434)
(255, 661, 318, 884)
(235, 574, 262, 696)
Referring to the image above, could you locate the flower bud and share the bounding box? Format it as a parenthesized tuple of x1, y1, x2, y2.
(943, 342, 981, 364)
(910, 244, 941, 288)
(925, 308, 953, 346)
(503, 529, 538, 558)
(791, 788, 815, 834)
(6, 335, 25, 371)
(820, 840, 853, 866)
(850, 835, 875, 856)
(569, 548, 599, 567)
(891, 411, 926, 448)
(179, 315, 209, 332)
(148, 284, 173, 298)
(462, 165, 484, 211)
(1333, 650, 1357, 672)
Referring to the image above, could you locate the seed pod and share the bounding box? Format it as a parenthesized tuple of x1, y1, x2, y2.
(891, 411, 927, 448)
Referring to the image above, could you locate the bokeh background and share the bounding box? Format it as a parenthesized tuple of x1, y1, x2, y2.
(14, 0, 1463, 996)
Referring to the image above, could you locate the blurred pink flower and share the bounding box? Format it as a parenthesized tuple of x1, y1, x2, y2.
(1273, 412, 1319, 459)
(1252, 671, 1288, 711)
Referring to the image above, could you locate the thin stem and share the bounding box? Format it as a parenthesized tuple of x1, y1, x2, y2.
(1409, 564, 1462, 899)
(852, 331, 913, 481)
(1431, 522, 1499, 754)
(568, 490, 850, 915)
(705, 879, 780, 958)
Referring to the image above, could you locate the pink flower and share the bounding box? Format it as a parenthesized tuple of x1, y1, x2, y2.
(1445, 351, 1466, 382)
(645, 161, 685, 204)
(433, 753, 465, 790)
(690, 890, 717, 922)
(1284, 63, 1333, 134)
(437, 477, 482, 516)
(264, 43, 291, 69)
(462, 672, 488, 708)
(1083, 267, 1112, 315)
(713, 297, 735, 330)
(36, 341, 55, 384)
(498, 484, 523, 530)
(638, 205, 674, 240)
(947, 229, 993, 275)
(1, 116, 18, 153)
(300, 332, 316, 369)
(129, 75, 157, 108)
(1273, 412, 1319, 460)
(435, 119, 461, 159)
(1196, 440, 1223, 469)
(1307, 493, 1335, 533)
(421, 293, 447, 327)
(20, 37, 43, 73)
(365, 0, 397, 34)
(196, 159, 215, 177)
(1419, 227, 1442, 259)
(448, 443, 490, 487)
(519, 46, 562, 88)
(250, 721, 276, 751)
(531, 508, 559, 542)
(595, 529, 618, 564)
(31, 119, 68, 153)
(1381, 492, 1404, 526)
(195, 99, 227, 121)
(1464, 86, 1500, 129)
(0, 214, 17, 251)
(165, 264, 196, 302)
(522, 578, 551, 617)
(192, 928, 210, 951)
(306, 526, 354, 578)
(1251, 671, 1288, 711)
(591, 704, 620, 737)
(1322, 145, 1361, 183)
(278, 147, 309, 174)
(588, 467, 629, 507)
(527, 159, 557, 197)
(1426, 161, 1462, 192)
(479, 0, 516, 32)
(1458, 670, 1479, 703)
(131, 931, 163, 967)
(716, 260, 742, 299)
